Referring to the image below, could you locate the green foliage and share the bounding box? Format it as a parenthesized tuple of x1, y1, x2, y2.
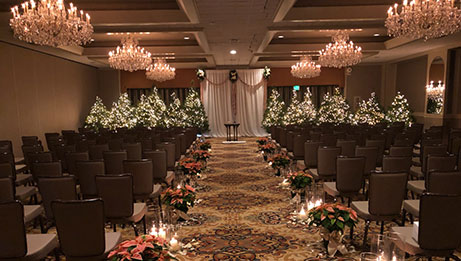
(184, 88, 210, 132)
(284, 90, 305, 125)
(384, 92, 414, 126)
(308, 203, 358, 233)
(299, 89, 318, 125)
(84, 96, 109, 132)
(352, 92, 385, 125)
(166, 92, 187, 128)
(287, 171, 313, 190)
(262, 89, 286, 131)
(318, 88, 352, 125)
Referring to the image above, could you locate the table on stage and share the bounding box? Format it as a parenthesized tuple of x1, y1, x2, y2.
(224, 123, 240, 141)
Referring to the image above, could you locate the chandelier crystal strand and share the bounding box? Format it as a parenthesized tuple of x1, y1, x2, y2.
(108, 35, 152, 72)
(318, 31, 362, 68)
(386, 0, 461, 40)
(146, 58, 176, 82)
(426, 80, 445, 98)
(10, 0, 93, 47)
(291, 56, 321, 79)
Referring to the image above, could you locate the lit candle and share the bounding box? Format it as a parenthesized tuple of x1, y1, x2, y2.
(298, 206, 307, 219)
(169, 235, 181, 252)
(158, 227, 166, 239)
(149, 225, 157, 236)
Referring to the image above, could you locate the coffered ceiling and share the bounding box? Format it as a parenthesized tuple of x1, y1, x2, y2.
(0, 0, 460, 69)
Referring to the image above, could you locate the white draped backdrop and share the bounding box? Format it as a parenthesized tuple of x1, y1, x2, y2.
(201, 69, 267, 137)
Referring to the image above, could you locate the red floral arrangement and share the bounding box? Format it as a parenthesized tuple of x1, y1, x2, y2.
(178, 157, 203, 176)
(108, 234, 176, 261)
(287, 171, 313, 190)
(268, 153, 291, 169)
(162, 184, 196, 213)
(196, 140, 211, 151)
(308, 203, 358, 233)
(258, 142, 277, 154)
(191, 150, 211, 161)
(256, 137, 269, 145)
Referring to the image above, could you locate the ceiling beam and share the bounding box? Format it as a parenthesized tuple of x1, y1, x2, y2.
(177, 0, 200, 23)
(270, 36, 389, 44)
(93, 24, 203, 33)
(87, 39, 199, 47)
(88, 10, 189, 25)
(293, 0, 396, 7)
(273, 0, 297, 22)
(284, 5, 388, 22)
(83, 45, 205, 57)
(265, 42, 385, 52)
(268, 20, 385, 31)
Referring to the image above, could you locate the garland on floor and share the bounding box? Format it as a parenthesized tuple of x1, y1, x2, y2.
(84, 87, 209, 132)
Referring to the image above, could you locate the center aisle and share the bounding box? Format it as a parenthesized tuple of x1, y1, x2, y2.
(177, 137, 331, 260)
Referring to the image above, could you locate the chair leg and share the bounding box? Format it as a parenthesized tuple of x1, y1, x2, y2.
(54, 248, 60, 260)
(363, 220, 370, 248)
(402, 209, 406, 226)
(113, 223, 117, 232)
(132, 223, 139, 236)
(409, 213, 414, 224)
(39, 215, 45, 234)
(142, 216, 147, 235)
(380, 221, 385, 234)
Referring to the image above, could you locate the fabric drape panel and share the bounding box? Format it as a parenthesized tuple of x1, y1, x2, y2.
(201, 70, 233, 137)
(236, 69, 267, 137)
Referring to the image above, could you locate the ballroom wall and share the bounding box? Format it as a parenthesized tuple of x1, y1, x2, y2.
(266, 67, 345, 87)
(0, 42, 99, 155)
(345, 65, 383, 111)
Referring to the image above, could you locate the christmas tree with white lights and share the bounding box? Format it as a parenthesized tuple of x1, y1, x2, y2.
(166, 92, 187, 128)
(147, 87, 168, 127)
(284, 90, 305, 125)
(299, 89, 318, 125)
(135, 94, 156, 128)
(262, 89, 286, 131)
(184, 88, 209, 132)
(107, 93, 137, 130)
(385, 92, 414, 126)
(353, 92, 385, 125)
(84, 96, 109, 132)
(318, 88, 351, 125)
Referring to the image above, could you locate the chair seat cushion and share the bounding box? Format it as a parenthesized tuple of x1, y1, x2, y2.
(150, 184, 163, 198)
(16, 174, 32, 186)
(15, 186, 37, 201)
(166, 171, 175, 185)
(410, 166, 424, 179)
(24, 205, 43, 223)
(25, 233, 58, 260)
(351, 201, 372, 220)
(407, 180, 425, 195)
(104, 232, 122, 255)
(15, 164, 27, 173)
(127, 203, 147, 223)
(323, 182, 340, 197)
(307, 169, 319, 180)
(391, 226, 422, 256)
(403, 200, 420, 217)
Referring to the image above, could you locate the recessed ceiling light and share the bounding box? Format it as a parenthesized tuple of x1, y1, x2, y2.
(278, 35, 284, 39)
(373, 33, 380, 37)
(184, 36, 190, 40)
(230, 50, 237, 55)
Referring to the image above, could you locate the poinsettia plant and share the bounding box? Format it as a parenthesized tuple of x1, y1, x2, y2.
(196, 140, 211, 151)
(268, 153, 291, 169)
(287, 171, 313, 190)
(108, 234, 176, 261)
(162, 185, 196, 213)
(256, 137, 269, 145)
(308, 203, 358, 233)
(178, 157, 203, 176)
(258, 142, 277, 154)
(191, 150, 211, 161)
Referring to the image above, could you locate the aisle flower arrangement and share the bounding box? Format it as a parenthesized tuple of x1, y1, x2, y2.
(196, 140, 211, 151)
(256, 137, 269, 145)
(108, 234, 176, 261)
(287, 171, 313, 190)
(191, 149, 211, 162)
(268, 153, 291, 176)
(162, 185, 196, 214)
(178, 157, 203, 176)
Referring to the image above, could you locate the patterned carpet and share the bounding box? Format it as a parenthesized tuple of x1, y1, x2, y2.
(34, 137, 459, 260)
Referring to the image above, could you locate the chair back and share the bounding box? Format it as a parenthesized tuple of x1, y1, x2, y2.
(421, 144, 447, 171)
(52, 199, 106, 259)
(418, 194, 461, 251)
(425, 155, 457, 176)
(0, 162, 15, 179)
(0, 177, 15, 202)
(317, 147, 341, 178)
(336, 140, 356, 157)
(389, 146, 413, 157)
(38, 176, 77, 219)
(320, 134, 337, 147)
(427, 171, 461, 194)
(336, 157, 365, 194)
(88, 144, 109, 160)
(103, 151, 127, 174)
(123, 159, 153, 199)
(75, 161, 105, 198)
(369, 172, 407, 216)
(22, 136, 40, 146)
(393, 138, 413, 147)
(95, 174, 134, 219)
(143, 150, 167, 182)
(32, 161, 62, 181)
(108, 138, 123, 151)
(55, 144, 77, 170)
(365, 139, 385, 166)
(382, 156, 412, 173)
(0, 201, 27, 258)
(22, 145, 44, 169)
(304, 141, 323, 168)
(123, 142, 142, 160)
(355, 146, 378, 174)
(0, 140, 13, 154)
(156, 143, 175, 169)
(65, 152, 89, 175)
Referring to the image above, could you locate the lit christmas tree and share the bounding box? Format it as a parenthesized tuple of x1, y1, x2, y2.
(107, 93, 137, 130)
(166, 92, 187, 128)
(299, 89, 318, 125)
(84, 96, 109, 132)
(353, 92, 385, 125)
(318, 88, 351, 125)
(385, 92, 414, 126)
(134, 94, 156, 128)
(184, 88, 209, 133)
(262, 89, 286, 131)
(147, 87, 168, 128)
(283, 90, 305, 125)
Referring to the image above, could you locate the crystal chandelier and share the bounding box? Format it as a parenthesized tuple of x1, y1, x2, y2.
(146, 58, 176, 82)
(290, 56, 321, 79)
(426, 80, 445, 98)
(10, 0, 93, 47)
(108, 35, 152, 72)
(386, 0, 461, 40)
(318, 31, 362, 68)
